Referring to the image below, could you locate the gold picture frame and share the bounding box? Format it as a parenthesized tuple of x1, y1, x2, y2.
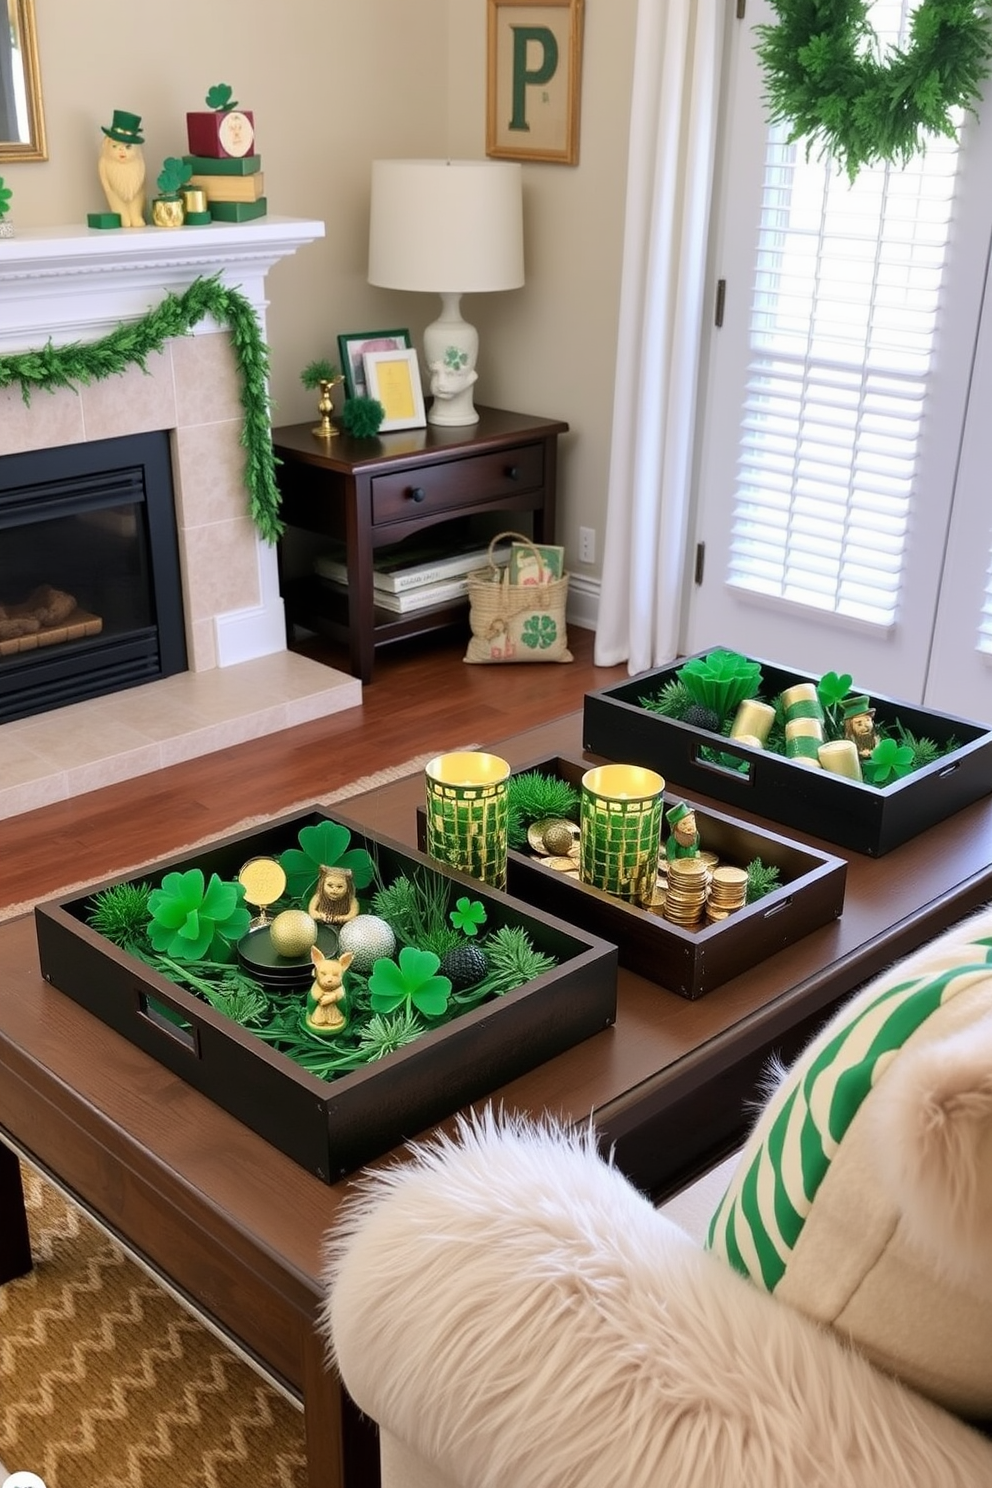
(363, 348, 427, 432)
(1, 0, 47, 162)
(486, 0, 583, 166)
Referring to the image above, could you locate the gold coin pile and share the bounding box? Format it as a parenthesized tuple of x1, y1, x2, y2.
(527, 817, 581, 874)
(663, 856, 710, 926)
(705, 864, 748, 922)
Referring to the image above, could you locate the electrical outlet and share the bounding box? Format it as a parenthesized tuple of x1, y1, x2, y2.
(579, 526, 596, 564)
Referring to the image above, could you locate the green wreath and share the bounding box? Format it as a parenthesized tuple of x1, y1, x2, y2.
(756, 0, 992, 180)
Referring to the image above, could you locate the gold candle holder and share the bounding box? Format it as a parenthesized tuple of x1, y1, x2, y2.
(425, 751, 511, 890)
(579, 763, 665, 906)
(818, 739, 863, 781)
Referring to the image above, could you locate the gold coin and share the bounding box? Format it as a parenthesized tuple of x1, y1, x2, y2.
(544, 856, 580, 873)
(239, 856, 287, 907)
(527, 817, 578, 853)
(712, 865, 748, 887)
(699, 851, 720, 867)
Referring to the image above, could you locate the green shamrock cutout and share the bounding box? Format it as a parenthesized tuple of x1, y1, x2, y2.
(279, 820, 375, 901)
(863, 737, 915, 786)
(369, 946, 452, 1017)
(147, 868, 250, 962)
(450, 897, 487, 936)
(521, 614, 558, 650)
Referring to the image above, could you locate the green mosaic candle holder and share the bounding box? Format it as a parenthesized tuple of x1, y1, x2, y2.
(425, 751, 511, 890)
(579, 763, 665, 906)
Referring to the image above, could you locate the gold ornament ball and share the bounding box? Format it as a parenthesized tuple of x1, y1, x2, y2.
(269, 909, 318, 959)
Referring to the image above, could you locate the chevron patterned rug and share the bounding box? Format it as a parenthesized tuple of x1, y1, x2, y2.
(0, 1163, 307, 1487)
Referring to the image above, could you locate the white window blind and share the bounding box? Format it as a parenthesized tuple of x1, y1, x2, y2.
(728, 15, 962, 628)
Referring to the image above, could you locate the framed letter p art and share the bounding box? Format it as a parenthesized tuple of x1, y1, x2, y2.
(487, 0, 583, 165)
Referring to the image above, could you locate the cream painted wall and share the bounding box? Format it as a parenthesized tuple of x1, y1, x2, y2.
(6, 0, 637, 586)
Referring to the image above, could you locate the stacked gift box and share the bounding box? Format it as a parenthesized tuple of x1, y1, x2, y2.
(183, 105, 267, 222)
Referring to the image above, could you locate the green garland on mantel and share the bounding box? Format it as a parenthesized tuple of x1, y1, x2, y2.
(0, 273, 283, 542)
(756, 0, 992, 180)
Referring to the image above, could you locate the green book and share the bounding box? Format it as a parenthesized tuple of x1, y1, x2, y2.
(183, 153, 262, 176)
(208, 198, 268, 222)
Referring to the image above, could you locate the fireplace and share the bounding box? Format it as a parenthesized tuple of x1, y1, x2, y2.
(0, 432, 187, 723)
(0, 220, 364, 823)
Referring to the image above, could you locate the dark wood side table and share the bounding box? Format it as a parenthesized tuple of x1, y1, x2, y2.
(272, 407, 568, 683)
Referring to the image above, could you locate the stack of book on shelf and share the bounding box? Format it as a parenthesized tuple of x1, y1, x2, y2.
(314, 538, 511, 614)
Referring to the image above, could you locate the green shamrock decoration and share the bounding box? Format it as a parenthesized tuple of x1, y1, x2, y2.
(147, 868, 251, 962)
(0, 178, 12, 221)
(443, 346, 469, 370)
(676, 650, 763, 720)
(206, 83, 238, 110)
(279, 820, 375, 901)
(449, 897, 486, 936)
(863, 737, 915, 787)
(369, 946, 452, 1017)
(521, 614, 558, 650)
(157, 157, 193, 198)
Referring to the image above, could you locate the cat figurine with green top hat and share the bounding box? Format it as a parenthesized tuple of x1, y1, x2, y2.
(98, 109, 146, 227)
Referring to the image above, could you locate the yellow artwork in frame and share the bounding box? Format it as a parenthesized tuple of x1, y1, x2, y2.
(486, 0, 583, 166)
(363, 348, 427, 432)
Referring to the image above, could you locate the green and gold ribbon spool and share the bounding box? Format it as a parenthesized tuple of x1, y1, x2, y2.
(785, 718, 822, 761)
(730, 698, 776, 746)
(818, 739, 863, 781)
(579, 763, 665, 906)
(780, 682, 825, 728)
(425, 751, 511, 890)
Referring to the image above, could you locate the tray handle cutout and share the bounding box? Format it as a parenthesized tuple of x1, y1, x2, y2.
(135, 988, 201, 1057)
(690, 738, 755, 785)
(761, 895, 793, 918)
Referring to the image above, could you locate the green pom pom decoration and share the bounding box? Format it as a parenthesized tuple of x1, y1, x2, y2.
(341, 396, 386, 438)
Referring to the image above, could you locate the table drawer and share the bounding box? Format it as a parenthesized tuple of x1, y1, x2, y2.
(371, 442, 544, 525)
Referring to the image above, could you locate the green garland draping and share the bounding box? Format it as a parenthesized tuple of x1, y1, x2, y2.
(0, 274, 282, 542)
(755, 0, 992, 180)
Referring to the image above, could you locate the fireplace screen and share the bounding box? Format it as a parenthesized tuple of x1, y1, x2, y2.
(0, 431, 186, 723)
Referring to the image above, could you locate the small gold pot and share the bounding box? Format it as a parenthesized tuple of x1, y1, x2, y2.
(152, 195, 185, 228)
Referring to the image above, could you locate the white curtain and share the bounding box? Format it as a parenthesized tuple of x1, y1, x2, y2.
(593, 1, 724, 673)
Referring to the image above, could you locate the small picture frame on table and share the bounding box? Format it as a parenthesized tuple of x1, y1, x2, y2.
(337, 328, 412, 400)
(364, 347, 427, 431)
(486, 0, 584, 165)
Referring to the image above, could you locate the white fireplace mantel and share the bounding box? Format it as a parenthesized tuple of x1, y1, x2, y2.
(0, 216, 325, 352)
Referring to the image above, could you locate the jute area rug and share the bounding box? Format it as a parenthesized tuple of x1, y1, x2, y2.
(0, 749, 472, 1487)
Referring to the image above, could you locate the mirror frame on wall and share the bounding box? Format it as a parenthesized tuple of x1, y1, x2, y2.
(1, 0, 46, 162)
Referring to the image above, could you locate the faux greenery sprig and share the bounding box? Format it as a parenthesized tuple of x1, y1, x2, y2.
(755, 0, 992, 180)
(300, 357, 342, 390)
(0, 177, 11, 221)
(0, 275, 283, 542)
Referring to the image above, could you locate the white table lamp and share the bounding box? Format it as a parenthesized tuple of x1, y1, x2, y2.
(368, 159, 524, 426)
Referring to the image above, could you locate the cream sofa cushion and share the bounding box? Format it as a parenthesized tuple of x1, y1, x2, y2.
(706, 905, 992, 1416)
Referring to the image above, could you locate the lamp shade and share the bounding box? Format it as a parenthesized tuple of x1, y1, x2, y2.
(368, 159, 524, 294)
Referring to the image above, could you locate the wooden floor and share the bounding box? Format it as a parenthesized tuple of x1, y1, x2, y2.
(1, 627, 628, 908)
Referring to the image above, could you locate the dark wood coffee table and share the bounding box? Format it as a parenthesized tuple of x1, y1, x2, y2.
(3, 710, 992, 1487)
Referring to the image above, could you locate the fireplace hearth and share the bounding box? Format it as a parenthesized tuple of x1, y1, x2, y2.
(0, 432, 186, 723)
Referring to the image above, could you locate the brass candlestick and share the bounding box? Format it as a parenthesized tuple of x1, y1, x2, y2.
(312, 376, 343, 439)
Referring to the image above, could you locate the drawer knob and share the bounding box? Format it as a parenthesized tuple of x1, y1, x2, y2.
(409, 486, 427, 503)
(506, 465, 520, 480)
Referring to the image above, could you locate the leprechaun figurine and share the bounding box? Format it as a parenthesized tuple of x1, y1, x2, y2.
(842, 695, 878, 759)
(98, 109, 146, 227)
(665, 801, 700, 861)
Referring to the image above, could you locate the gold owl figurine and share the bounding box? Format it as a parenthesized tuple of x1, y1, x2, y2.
(307, 865, 360, 925)
(98, 110, 147, 227)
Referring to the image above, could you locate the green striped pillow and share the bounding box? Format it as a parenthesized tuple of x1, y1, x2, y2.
(706, 939, 992, 1291)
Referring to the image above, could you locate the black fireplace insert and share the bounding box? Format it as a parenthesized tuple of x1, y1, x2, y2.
(0, 431, 187, 723)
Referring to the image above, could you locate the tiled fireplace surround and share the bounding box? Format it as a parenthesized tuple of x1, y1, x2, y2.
(0, 219, 360, 820)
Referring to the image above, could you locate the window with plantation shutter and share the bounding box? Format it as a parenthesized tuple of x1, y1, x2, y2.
(728, 123, 960, 628)
(686, 0, 992, 710)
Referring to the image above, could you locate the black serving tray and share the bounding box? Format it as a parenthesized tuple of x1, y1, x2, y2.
(583, 652, 992, 856)
(35, 806, 617, 1182)
(418, 756, 846, 999)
